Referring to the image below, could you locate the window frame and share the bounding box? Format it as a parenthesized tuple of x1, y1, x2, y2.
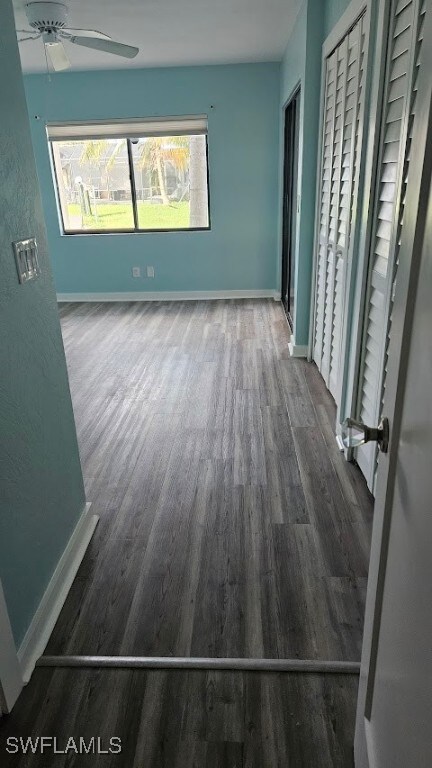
(48, 123, 211, 236)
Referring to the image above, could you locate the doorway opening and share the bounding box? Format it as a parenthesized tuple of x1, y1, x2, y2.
(281, 86, 300, 329)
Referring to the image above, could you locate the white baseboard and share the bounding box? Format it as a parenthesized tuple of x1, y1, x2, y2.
(57, 289, 279, 303)
(18, 502, 98, 684)
(288, 340, 308, 358)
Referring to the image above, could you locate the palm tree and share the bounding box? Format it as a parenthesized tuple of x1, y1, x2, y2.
(136, 136, 189, 205)
(79, 139, 123, 197)
(77, 136, 207, 225)
(79, 140, 107, 166)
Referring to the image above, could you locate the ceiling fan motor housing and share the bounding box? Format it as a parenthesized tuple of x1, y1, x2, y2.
(26, 2, 69, 31)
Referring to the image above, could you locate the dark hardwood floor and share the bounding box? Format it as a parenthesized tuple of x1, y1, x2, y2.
(49, 299, 373, 660)
(0, 299, 373, 766)
(0, 668, 358, 767)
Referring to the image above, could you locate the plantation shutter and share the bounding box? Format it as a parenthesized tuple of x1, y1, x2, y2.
(313, 13, 366, 403)
(356, 0, 426, 490)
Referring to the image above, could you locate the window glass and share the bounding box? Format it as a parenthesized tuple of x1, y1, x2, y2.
(52, 139, 134, 232)
(49, 127, 210, 233)
(130, 134, 209, 230)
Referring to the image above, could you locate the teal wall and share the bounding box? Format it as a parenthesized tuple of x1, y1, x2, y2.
(278, 2, 306, 342)
(24, 64, 280, 295)
(278, 0, 325, 347)
(0, 0, 86, 645)
(324, 0, 352, 37)
(280, 3, 307, 104)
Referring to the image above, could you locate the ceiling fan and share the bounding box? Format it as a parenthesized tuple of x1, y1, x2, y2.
(17, 1, 139, 71)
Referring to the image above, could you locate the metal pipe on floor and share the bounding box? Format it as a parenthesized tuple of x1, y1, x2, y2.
(36, 656, 360, 674)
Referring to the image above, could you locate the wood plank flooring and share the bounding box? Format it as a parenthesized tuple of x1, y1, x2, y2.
(0, 668, 359, 767)
(0, 300, 374, 766)
(47, 299, 372, 660)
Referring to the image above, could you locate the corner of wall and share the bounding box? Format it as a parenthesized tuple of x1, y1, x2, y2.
(279, 0, 326, 348)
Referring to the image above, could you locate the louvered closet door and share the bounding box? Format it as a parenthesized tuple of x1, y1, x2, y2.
(313, 13, 366, 403)
(356, 0, 426, 490)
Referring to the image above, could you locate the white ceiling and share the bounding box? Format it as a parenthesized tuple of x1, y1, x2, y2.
(13, 0, 302, 73)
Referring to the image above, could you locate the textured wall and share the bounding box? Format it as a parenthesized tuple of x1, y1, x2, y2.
(0, 0, 86, 645)
(24, 63, 280, 295)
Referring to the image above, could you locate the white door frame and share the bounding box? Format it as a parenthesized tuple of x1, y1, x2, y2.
(0, 579, 23, 714)
(307, 0, 372, 400)
(355, 7, 432, 763)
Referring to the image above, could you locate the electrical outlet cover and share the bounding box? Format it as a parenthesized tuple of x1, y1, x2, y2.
(132, 267, 141, 278)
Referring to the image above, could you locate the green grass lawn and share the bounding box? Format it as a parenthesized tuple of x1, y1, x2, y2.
(66, 201, 190, 231)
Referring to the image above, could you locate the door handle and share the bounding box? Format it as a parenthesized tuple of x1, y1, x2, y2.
(341, 417, 389, 453)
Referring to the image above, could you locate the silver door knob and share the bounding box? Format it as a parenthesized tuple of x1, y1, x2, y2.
(341, 417, 389, 453)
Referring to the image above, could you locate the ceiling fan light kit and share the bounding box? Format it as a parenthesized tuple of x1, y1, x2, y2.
(26, 1, 68, 30)
(17, 1, 139, 71)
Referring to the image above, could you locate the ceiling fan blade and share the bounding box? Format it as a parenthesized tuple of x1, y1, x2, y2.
(45, 40, 70, 71)
(18, 35, 41, 42)
(70, 35, 138, 59)
(61, 27, 112, 39)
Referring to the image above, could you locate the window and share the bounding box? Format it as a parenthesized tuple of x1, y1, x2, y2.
(48, 116, 210, 234)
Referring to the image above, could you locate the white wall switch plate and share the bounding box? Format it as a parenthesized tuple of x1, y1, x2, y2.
(13, 237, 40, 284)
(132, 267, 141, 278)
(147, 266, 155, 278)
